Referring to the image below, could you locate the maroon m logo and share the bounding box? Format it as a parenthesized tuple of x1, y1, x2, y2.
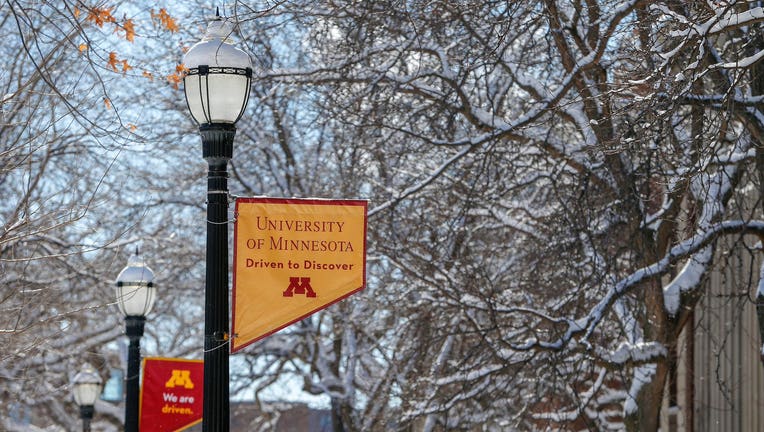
(283, 277, 316, 298)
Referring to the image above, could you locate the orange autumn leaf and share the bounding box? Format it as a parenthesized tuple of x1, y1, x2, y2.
(127, 123, 138, 132)
(107, 52, 119, 72)
(112, 17, 132, 41)
(164, 18, 179, 33)
(87, 7, 115, 28)
(74, 7, 81, 19)
(167, 73, 182, 90)
(151, 8, 179, 33)
(142, 70, 154, 80)
(78, 43, 88, 52)
(106, 53, 132, 74)
(104, 98, 111, 109)
(124, 18, 136, 42)
(167, 64, 190, 89)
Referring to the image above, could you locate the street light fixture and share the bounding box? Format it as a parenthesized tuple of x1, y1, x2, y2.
(72, 363, 103, 432)
(115, 251, 156, 432)
(183, 11, 252, 432)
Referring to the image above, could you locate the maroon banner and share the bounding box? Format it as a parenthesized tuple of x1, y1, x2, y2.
(139, 357, 203, 432)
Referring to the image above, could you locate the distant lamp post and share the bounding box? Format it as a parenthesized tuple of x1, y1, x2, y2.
(183, 10, 252, 432)
(115, 251, 156, 432)
(757, 290, 764, 364)
(72, 363, 103, 432)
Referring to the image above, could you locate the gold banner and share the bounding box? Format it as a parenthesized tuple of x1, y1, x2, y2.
(231, 197, 367, 352)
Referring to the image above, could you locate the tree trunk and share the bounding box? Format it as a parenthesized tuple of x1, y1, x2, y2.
(331, 397, 347, 432)
(625, 275, 671, 431)
(624, 360, 669, 432)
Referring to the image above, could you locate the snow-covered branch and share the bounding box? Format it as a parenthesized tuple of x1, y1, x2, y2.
(511, 220, 764, 352)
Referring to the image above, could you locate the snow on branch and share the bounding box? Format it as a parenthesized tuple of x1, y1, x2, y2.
(510, 220, 764, 352)
(369, 144, 476, 216)
(663, 246, 713, 315)
(655, 6, 764, 39)
(711, 48, 764, 70)
(595, 341, 667, 365)
(531, 367, 607, 423)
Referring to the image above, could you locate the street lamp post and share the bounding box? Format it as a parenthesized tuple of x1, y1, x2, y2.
(182, 12, 252, 432)
(72, 363, 103, 432)
(115, 251, 156, 432)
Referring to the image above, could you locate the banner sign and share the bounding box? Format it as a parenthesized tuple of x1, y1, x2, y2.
(139, 357, 203, 432)
(232, 197, 368, 352)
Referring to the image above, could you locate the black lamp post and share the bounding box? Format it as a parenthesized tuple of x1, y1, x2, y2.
(115, 251, 156, 432)
(757, 290, 764, 364)
(72, 363, 103, 432)
(182, 12, 252, 432)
